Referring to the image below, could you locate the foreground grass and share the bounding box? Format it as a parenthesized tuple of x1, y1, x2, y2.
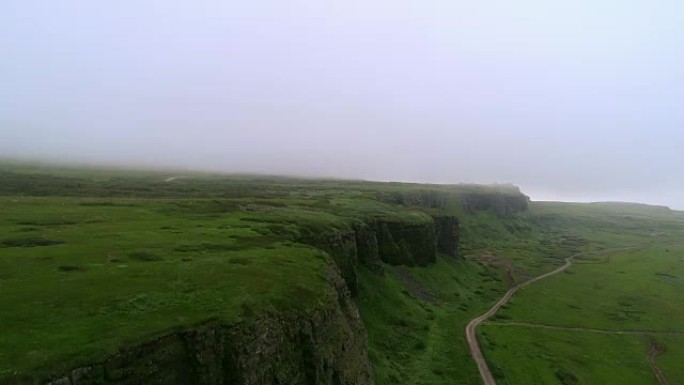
(0, 196, 332, 379)
(480, 204, 684, 384)
(655, 335, 684, 382)
(478, 325, 654, 384)
(0, 163, 536, 383)
(496, 246, 684, 331)
(358, 255, 508, 385)
(4, 163, 684, 384)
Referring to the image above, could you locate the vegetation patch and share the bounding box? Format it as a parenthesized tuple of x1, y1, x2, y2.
(479, 325, 654, 384)
(58, 265, 85, 272)
(1, 237, 64, 248)
(229, 257, 251, 265)
(128, 250, 163, 261)
(17, 218, 79, 226)
(3, 164, 684, 384)
(174, 243, 239, 252)
(655, 272, 678, 280)
(555, 368, 579, 385)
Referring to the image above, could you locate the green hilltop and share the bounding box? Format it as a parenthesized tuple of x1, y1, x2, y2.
(1, 162, 683, 385)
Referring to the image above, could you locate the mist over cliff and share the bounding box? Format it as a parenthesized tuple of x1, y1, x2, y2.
(2, 0, 683, 208)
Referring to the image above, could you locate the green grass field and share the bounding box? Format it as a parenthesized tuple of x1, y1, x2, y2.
(480, 202, 684, 384)
(0, 163, 532, 383)
(496, 246, 684, 331)
(655, 335, 684, 382)
(358, 255, 508, 385)
(0, 196, 334, 378)
(3, 162, 684, 384)
(478, 325, 655, 385)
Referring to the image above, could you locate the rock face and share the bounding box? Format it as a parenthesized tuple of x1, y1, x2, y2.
(432, 216, 460, 257)
(381, 190, 449, 209)
(306, 230, 360, 296)
(353, 223, 384, 276)
(380, 185, 529, 218)
(37, 214, 454, 385)
(42, 266, 373, 385)
(303, 216, 448, 293)
(460, 190, 529, 217)
(374, 220, 437, 267)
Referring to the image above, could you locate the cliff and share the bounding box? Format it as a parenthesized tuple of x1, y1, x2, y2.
(433, 215, 460, 257)
(39, 265, 372, 385)
(460, 188, 529, 217)
(353, 223, 384, 275)
(303, 229, 360, 296)
(303, 214, 460, 297)
(374, 219, 436, 266)
(0, 166, 546, 385)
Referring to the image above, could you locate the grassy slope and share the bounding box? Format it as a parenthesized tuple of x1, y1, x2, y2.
(0, 163, 527, 382)
(656, 335, 684, 381)
(355, 203, 602, 384)
(0, 196, 333, 378)
(4, 163, 684, 384)
(478, 325, 653, 385)
(479, 202, 684, 384)
(497, 247, 684, 330)
(357, 256, 507, 385)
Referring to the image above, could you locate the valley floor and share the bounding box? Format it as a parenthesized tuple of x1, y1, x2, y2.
(478, 244, 684, 385)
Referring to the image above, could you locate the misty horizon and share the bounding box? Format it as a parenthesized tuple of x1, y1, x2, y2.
(2, 1, 683, 209)
(1, 155, 680, 211)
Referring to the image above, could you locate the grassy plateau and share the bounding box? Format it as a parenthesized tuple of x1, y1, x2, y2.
(1, 161, 684, 384)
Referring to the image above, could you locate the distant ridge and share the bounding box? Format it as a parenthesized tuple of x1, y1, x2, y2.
(589, 201, 672, 211)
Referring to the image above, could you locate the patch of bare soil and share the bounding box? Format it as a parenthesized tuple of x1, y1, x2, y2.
(647, 337, 670, 385)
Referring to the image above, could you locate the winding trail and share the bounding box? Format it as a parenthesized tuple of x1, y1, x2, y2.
(481, 322, 675, 385)
(483, 321, 684, 336)
(465, 247, 634, 385)
(648, 339, 670, 385)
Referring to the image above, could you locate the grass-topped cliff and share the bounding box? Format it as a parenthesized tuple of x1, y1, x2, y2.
(0, 163, 524, 384)
(2, 162, 683, 385)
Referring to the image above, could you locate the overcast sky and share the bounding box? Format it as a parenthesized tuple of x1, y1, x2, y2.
(1, 1, 683, 208)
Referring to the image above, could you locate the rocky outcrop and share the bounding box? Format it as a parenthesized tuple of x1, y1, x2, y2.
(40, 266, 373, 385)
(353, 223, 384, 276)
(302, 216, 446, 292)
(374, 220, 437, 267)
(304, 230, 360, 296)
(432, 215, 459, 257)
(380, 190, 450, 209)
(460, 190, 529, 217)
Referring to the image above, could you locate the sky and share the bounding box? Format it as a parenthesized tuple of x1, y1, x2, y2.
(1, 1, 683, 208)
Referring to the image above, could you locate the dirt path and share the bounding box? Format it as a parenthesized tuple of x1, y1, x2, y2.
(164, 176, 185, 182)
(465, 247, 634, 385)
(648, 339, 670, 385)
(485, 321, 684, 335)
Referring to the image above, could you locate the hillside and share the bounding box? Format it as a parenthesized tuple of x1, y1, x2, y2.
(1, 163, 683, 384)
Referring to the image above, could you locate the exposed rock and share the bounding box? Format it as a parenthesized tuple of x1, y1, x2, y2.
(460, 190, 529, 217)
(433, 215, 460, 257)
(33, 212, 459, 385)
(40, 266, 373, 385)
(380, 190, 450, 209)
(302, 229, 359, 296)
(353, 223, 384, 275)
(375, 220, 436, 267)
